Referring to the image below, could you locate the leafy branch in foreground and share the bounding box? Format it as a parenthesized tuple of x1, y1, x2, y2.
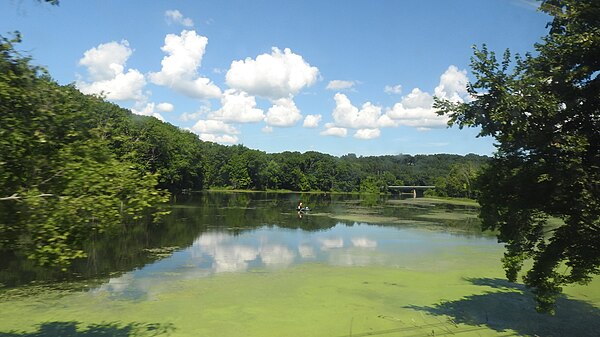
(0, 34, 169, 269)
(435, 0, 600, 313)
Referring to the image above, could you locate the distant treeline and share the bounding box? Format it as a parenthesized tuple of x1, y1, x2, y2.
(90, 99, 489, 198)
(69, 100, 489, 197)
(112, 108, 489, 195)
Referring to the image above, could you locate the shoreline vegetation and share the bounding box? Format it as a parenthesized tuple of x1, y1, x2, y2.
(206, 188, 481, 206)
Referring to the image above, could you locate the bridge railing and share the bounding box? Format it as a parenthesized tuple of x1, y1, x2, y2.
(387, 186, 436, 198)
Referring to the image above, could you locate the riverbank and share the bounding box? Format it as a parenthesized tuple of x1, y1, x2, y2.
(389, 196, 480, 207)
(208, 188, 480, 204)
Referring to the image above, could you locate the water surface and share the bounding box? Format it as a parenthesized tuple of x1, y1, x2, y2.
(1, 192, 598, 337)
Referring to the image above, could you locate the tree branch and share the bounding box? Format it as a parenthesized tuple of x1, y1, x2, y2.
(0, 193, 54, 201)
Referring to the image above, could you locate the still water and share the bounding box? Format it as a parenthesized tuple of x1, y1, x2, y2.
(0, 191, 486, 288)
(1, 192, 599, 337)
(98, 191, 491, 292)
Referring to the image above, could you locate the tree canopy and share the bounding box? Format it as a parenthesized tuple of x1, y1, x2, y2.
(435, 0, 600, 313)
(0, 34, 169, 269)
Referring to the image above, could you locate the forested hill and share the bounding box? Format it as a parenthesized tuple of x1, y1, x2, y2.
(30, 96, 489, 197)
(43, 99, 489, 197)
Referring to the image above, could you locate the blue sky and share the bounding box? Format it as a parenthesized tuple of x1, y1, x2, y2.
(2, 0, 551, 157)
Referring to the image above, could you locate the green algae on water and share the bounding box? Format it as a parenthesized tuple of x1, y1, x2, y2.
(2, 263, 598, 337)
(2, 192, 598, 337)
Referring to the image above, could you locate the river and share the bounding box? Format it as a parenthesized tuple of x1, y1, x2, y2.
(0, 192, 598, 337)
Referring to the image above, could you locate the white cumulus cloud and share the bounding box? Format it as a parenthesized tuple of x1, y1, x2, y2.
(385, 65, 470, 130)
(156, 102, 174, 112)
(225, 47, 319, 99)
(303, 114, 322, 128)
(77, 40, 146, 101)
(265, 98, 302, 127)
(386, 88, 447, 130)
(149, 30, 221, 99)
(384, 84, 403, 94)
(434, 65, 470, 103)
(320, 123, 347, 137)
(191, 119, 240, 145)
(79, 40, 131, 81)
(197, 133, 239, 144)
(332, 93, 395, 130)
(180, 105, 211, 122)
(130, 102, 166, 121)
(209, 89, 265, 123)
(165, 9, 194, 27)
(354, 128, 381, 140)
(191, 119, 239, 135)
(326, 80, 356, 90)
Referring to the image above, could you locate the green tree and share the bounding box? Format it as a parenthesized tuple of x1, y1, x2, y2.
(332, 160, 360, 192)
(243, 150, 268, 189)
(290, 167, 310, 191)
(312, 158, 335, 191)
(0, 35, 168, 269)
(359, 176, 383, 194)
(435, 0, 600, 313)
(264, 160, 283, 190)
(14, 140, 168, 268)
(445, 162, 479, 198)
(200, 142, 229, 188)
(276, 151, 303, 190)
(111, 116, 206, 192)
(226, 153, 252, 189)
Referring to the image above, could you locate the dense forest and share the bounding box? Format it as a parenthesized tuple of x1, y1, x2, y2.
(0, 34, 487, 269)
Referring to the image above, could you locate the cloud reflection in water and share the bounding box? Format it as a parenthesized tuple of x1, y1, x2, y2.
(91, 222, 498, 299)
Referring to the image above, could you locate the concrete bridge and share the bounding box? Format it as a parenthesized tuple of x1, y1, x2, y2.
(388, 185, 436, 198)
